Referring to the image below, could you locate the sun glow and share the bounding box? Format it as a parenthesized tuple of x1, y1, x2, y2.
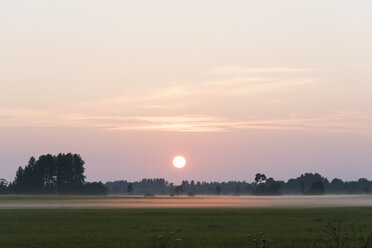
(173, 156, 186, 168)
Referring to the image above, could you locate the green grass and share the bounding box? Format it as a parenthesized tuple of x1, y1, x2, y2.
(0, 207, 372, 248)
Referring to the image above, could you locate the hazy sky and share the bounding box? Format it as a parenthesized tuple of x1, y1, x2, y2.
(1, 0, 372, 183)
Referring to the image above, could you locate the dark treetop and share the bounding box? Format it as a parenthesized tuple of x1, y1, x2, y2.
(1, 153, 106, 195)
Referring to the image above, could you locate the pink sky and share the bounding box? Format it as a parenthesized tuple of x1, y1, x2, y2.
(1, 1, 371, 183)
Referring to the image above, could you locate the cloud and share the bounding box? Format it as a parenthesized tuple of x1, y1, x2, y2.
(208, 66, 314, 76)
(75, 65, 317, 111)
(227, 79, 317, 96)
(2, 66, 367, 133)
(74, 85, 203, 113)
(203, 65, 318, 96)
(110, 116, 229, 132)
(0, 108, 371, 133)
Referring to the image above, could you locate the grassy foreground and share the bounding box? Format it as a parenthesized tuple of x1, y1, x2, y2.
(0, 207, 372, 248)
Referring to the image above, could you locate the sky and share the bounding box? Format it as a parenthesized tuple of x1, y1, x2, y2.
(1, 0, 372, 183)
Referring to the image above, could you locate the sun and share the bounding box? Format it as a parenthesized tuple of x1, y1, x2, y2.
(173, 156, 186, 169)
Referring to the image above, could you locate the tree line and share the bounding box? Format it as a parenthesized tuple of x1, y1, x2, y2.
(1, 155, 372, 196)
(0, 153, 107, 195)
(105, 173, 372, 196)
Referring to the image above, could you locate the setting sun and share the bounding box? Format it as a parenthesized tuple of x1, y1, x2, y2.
(173, 156, 186, 169)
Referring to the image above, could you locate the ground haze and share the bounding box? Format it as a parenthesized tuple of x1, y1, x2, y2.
(1, 195, 372, 209)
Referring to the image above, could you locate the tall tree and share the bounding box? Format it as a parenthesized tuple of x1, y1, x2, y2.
(56, 153, 85, 194)
(12, 153, 87, 194)
(37, 154, 56, 193)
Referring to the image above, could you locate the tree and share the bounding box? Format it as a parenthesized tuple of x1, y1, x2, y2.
(300, 182, 305, 194)
(255, 173, 267, 184)
(37, 154, 56, 193)
(0, 179, 8, 194)
(253, 179, 282, 196)
(13, 166, 24, 191)
(127, 183, 134, 194)
(13, 157, 41, 193)
(11, 153, 87, 194)
(235, 185, 241, 195)
(175, 185, 183, 195)
(215, 185, 221, 195)
(80, 182, 107, 195)
(307, 181, 325, 195)
(56, 153, 86, 194)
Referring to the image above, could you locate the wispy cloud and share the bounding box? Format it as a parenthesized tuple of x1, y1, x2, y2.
(0, 108, 371, 133)
(75, 65, 317, 111)
(204, 65, 318, 95)
(208, 66, 314, 76)
(227, 79, 317, 96)
(2, 66, 367, 133)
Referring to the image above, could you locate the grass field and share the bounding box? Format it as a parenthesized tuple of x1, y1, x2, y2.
(0, 207, 372, 248)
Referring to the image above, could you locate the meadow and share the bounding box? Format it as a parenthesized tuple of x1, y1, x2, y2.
(0, 196, 372, 248)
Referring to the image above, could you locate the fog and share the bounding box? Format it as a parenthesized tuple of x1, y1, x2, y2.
(1, 195, 372, 209)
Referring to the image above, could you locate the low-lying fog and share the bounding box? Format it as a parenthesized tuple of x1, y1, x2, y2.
(1, 195, 372, 209)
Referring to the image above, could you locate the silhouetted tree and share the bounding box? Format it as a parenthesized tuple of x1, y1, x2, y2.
(255, 173, 267, 184)
(216, 185, 221, 195)
(13, 166, 25, 192)
(127, 183, 133, 194)
(175, 185, 183, 195)
(37, 154, 56, 193)
(0, 179, 8, 194)
(11, 153, 91, 194)
(283, 173, 328, 194)
(300, 182, 305, 194)
(56, 153, 85, 194)
(80, 182, 107, 195)
(235, 185, 241, 195)
(307, 181, 325, 195)
(253, 176, 282, 196)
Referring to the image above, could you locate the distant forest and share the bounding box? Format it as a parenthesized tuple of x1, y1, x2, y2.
(1, 154, 372, 196)
(105, 173, 372, 196)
